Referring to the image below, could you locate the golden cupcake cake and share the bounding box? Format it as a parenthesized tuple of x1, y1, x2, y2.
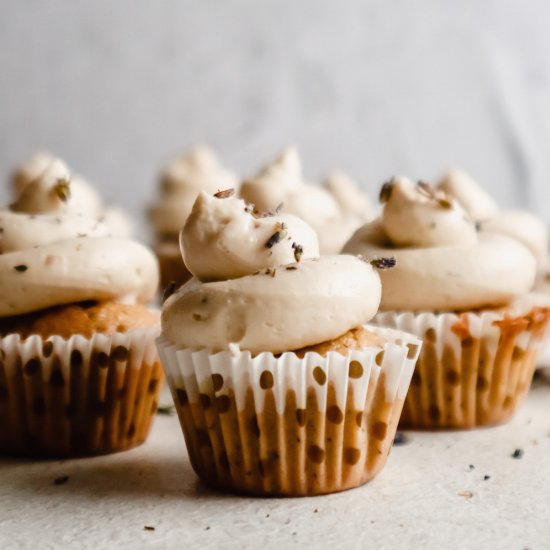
(344, 177, 550, 429)
(0, 159, 162, 457)
(157, 188, 421, 496)
(148, 146, 238, 290)
(240, 147, 373, 254)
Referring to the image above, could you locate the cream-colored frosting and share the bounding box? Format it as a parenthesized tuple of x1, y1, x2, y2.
(149, 145, 238, 235)
(343, 177, 536, 311)
(240, 148, 372, 254)
(11, 152, 132, 237)
(162, 255, 381, 354)
(0, 171, 158, 317)
(438, 169, 499, 222)
(180, 191, 319, 282)
(380, 177, 477, 247)
(438, 168, 549, 265)
(481, 210, 549, 263)
(324, 171, 373, 220)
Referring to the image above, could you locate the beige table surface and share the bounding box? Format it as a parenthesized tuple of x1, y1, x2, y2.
(1, 378, 549, 550)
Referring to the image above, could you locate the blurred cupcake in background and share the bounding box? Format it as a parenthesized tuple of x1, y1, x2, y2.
(439, 169, 550, 371)
(344, 177, 550, 429)
(0, 159, 161, 457)
(240, 147, 373, 254)
(157, 188, 421, 496)
(148, 145, 238, 290)
(11, 152, 133, 238)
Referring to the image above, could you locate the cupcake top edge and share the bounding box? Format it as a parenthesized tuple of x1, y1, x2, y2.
(162, 189, 386, 354)
(0, 163, 159, 318)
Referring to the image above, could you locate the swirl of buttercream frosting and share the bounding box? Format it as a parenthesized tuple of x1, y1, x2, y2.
(148, 145, 238, 235)
(343, 177, 537, 311)
(11, 152, 132, 238)
(162, 255, 382, 354)
(240, 148, 372, 254)
(380, 176, 478, 247)
(0, 163, 159, 317)
(180, 190, 319, 282)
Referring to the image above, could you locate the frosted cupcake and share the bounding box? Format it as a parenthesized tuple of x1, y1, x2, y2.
(12, 152, 133, 238)
(344, 177, 550, 429)
(0, 160, 162, 457)
(240, 147, 373, 254)
(157, 189, 421, 496)
(148, 146, 238, 290)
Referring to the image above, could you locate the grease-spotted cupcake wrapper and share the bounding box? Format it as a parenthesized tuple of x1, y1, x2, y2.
(157, 325, 421, 497)
(372, 298, 550, 429)
(0, 325, 163, 457)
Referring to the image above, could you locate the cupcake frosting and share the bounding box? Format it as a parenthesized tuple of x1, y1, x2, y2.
(343, 177, 536, 311)
(0, 166, 159, 317)
(438, 169, 548, 263)
(163, 190, 382, 354)
(149, 145, 238, 236)
(240, 148, 372, 254)
(12, 152, 132, 238)
(438, 169, 499, 222)
(180, 190, 319, 282)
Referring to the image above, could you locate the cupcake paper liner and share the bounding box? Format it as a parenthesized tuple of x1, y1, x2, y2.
(372, 300, 550, 429)
(0, 325, 163, 457)
(157, 325, 422, 497)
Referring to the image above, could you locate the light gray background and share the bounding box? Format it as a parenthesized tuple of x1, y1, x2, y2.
(1, 0, 549, 235)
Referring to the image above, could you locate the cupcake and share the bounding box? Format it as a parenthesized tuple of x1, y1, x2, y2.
(343, 177, 550, 429)
(157, 189, 421, 496)
(0, 160, 162, 457)
(12, 152, 133, 238)
(240, 147, 373, 254)
(148, 146, 238, 290)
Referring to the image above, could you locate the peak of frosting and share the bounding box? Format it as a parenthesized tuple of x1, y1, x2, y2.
(161, 145, 237, 192)
(380, 177, 478, 248)
(324, 171, 372, 220)
(180, 190, 320, 282)
(240, 148, 371, 253)
(11, 158, 73, 215)
(11, 153, 131, 237)
(150, 146, 238, 235)
(438, 169, 499, 222)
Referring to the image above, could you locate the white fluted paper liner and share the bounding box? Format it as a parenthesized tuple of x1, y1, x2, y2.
(371, 297, 550, 429)
(156, 324, 422, 496)
(0, 325, 162, 457)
